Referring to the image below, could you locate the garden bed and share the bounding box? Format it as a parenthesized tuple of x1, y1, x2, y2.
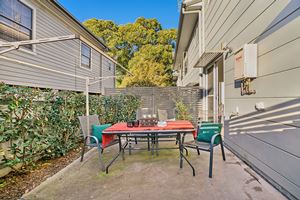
(0, 147, 82, 200)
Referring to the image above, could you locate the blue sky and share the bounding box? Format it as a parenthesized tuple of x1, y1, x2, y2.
(58, 0, 180, 29)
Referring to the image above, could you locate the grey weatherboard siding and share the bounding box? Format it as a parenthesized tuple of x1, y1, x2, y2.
(207, 0, 300, 198)
(0, 0, 115, 94)
(176, 0, 300, 198)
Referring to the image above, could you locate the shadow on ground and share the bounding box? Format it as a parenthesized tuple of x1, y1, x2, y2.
(22, 139, 285, 200)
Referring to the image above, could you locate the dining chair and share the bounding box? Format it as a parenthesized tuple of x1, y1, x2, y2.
(78, 115, 118, 171)
(180, 122, 226, 178)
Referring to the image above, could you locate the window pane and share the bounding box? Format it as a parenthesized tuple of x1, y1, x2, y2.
(81, 56, 90, 68)
(20, 3, 32, 29)
(81, 43, 91, 57)
(0, 0, 13, 19)
(0, 16, 30, 41)
(0, 0, 32, 49)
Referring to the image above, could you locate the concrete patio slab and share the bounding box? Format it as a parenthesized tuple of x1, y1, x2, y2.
(22, 141, 286, 200)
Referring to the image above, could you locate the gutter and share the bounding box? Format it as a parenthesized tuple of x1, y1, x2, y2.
(174, 4, 185, 66)
(174, 1, 203, 68)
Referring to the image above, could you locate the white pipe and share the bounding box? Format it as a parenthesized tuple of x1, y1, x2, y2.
(0, 35, 77, 48)
(85, 78, 90, 117)
(89, 75, 121, 86)
(0, 46, 18, 55)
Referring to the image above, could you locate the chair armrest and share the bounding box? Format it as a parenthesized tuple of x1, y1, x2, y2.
(84, 135, 100, 145)
(210, 133, 221, 146)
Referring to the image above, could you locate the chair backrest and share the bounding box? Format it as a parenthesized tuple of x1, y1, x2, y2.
(196, 123, 223, 144)
(78, 115, 100, 138)
(136, 108, 154, 119)
(158, 108, 176, 121)
(198, 123, 222, 133)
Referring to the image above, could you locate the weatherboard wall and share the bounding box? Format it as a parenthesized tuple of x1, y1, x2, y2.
(0, 0, 115, 93)
(204, 0, 300, 198)
(180, 22, 201, 86)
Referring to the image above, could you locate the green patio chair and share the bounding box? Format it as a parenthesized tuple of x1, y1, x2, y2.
(78, 115, 118, 171)
(180, 122, 226, 178)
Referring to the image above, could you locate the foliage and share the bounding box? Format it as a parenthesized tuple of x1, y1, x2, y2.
(90, 94, 140, 124)
(175, 99, 192, 121)
(83, 17, 177, 87)
(0, 83, 140, 171)
(121, 60, 171, 87)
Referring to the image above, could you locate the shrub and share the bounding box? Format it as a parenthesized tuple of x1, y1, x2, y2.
(174, 99, 192, 121)
(0, 83, 140, 171)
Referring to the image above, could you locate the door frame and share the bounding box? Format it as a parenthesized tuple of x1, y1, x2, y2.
(202, 56, 224, 122)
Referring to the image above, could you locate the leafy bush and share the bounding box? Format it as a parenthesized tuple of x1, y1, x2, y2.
(0, 83, 140, 170)
(174, 99, 192, 121)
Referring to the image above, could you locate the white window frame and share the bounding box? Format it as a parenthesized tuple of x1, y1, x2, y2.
(79, 41, 93, 71)
(108, 61, 111, 71)
(2, 0, 37, 55)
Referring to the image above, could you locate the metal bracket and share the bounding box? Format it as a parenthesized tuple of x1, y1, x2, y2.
(0, 35, 78, 48)
(241, 78, 256, 96)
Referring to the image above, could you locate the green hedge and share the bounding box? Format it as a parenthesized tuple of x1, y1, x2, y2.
(0, 83, 140, 169)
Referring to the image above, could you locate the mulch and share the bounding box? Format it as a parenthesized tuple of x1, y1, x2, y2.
(0, 147, 83, 200)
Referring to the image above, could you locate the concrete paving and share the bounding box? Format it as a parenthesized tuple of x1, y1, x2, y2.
(23, 140, 286, 200)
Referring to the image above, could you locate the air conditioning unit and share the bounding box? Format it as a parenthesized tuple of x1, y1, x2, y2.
(234, 44, 257, 80)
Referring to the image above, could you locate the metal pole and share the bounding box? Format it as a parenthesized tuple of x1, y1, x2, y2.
(0, 46, 18, 55)
(86, 78, 90, 117)
(85, 78, 90, 139)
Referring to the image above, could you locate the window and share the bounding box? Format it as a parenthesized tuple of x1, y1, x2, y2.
(108, 62, 111, 71)
(81, 42, 91, 69)
(183, 52, 188, 75)
(0, 0, 33, 49)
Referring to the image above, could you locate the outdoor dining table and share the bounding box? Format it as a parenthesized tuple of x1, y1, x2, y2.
(102, 120, 196, 173)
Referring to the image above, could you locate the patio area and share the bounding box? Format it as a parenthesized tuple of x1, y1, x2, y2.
(22, 140, 285, 200)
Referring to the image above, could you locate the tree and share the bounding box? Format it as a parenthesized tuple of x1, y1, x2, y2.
(83, 17, 177, 87)
(120, 60, 171, 87)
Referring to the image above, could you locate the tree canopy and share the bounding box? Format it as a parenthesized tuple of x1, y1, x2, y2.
(83, 17, 177, 87)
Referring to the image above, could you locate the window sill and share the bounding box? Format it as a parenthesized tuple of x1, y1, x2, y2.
(18, 46, 37, 56)
(79, 65, 92, 71)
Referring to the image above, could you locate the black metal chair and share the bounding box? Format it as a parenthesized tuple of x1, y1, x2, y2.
(152, 108, 181, 154)
(78, 115, 118, 171)
(180, 123, 226, 178)
(125, 108, 154, 154)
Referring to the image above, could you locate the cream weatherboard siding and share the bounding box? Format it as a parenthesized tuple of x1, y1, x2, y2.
(0, 0, 115, 93)
(101, 56, 115, 94)
(203, 0, 300, 198)
(177, 22, 201, 86)
(177, 0, 300, 198)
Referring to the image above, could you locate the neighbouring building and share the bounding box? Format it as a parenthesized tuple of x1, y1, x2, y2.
(0, 0, 116, 94)
(175, 0, 300, 199)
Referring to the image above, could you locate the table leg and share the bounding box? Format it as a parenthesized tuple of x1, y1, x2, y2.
(106, 135, 127, 174)
(129, 134, 132, 155)
(179, 133, 183, 168)
(155, 133, 159, 156)
(147, 133, 150, 151)
(151, 133, 155, 156)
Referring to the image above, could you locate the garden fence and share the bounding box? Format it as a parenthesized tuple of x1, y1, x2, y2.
(105, 86, 203, 125)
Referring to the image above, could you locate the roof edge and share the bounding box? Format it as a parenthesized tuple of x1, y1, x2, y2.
(51, 0, 109, 51)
